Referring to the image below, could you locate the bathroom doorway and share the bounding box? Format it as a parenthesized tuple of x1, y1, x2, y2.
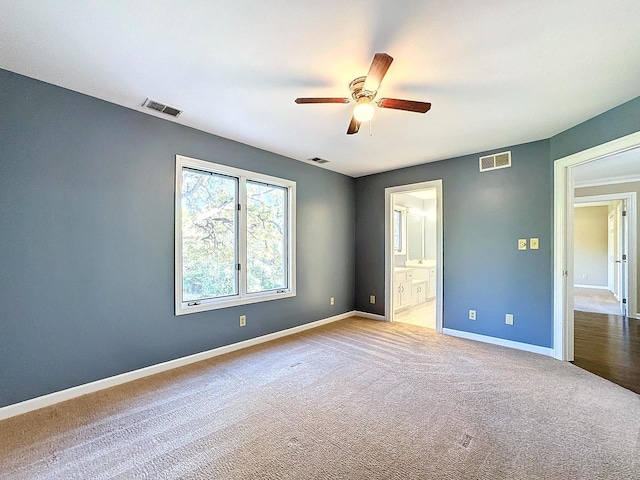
(385, 180, 443, 331)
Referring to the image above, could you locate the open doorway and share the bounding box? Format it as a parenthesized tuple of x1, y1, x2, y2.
(385, 180, 443, 332)
(571, 190, 639, 392)
(554, 132, 640, 361)
(573, 195, 630, 316)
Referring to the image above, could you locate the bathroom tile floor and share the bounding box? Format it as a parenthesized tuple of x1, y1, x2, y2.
(393, 300, 436, 329)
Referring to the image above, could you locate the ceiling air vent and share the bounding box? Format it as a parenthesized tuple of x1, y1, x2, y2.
(142, 98, 183, 117)
(479, 151, 511, 172)
(308, 157, 330, 165)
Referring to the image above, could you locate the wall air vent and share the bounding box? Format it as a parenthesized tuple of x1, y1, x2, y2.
(142, 98, 183, 117)
(479, 151, 511, 172)
(308, 157, 330, 165)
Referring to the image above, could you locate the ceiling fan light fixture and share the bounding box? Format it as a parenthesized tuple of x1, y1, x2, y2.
(353, 102, 375, 122)
(294, 53, 430, 134)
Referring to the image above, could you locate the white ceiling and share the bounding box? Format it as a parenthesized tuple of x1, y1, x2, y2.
(573, 147, 640, 187)
(1, 1, 639, 177)
(407, 189, 437, 200)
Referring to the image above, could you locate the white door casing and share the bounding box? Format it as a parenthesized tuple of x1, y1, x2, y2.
(620, 199, 629, 316)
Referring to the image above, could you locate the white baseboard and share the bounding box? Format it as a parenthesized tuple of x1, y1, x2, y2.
(574, 284, 609, 290)
(0, 311, 357, 421)
(443, 328, 554, 357)
(354, 311, 386, 321)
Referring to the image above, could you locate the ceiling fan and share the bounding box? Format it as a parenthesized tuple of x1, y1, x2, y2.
(295, 53, 431, 135)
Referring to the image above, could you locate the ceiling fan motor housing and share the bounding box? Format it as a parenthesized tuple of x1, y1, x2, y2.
(349, 76, 376, 103)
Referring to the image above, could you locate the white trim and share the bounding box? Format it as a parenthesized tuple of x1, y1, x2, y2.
(443, 328, 554, 357)
(354, 311, 386, 321)
(0, 311, 355, 421)
(554, 130, 640, 360)
(175, 155, 296, 315)
(574, 284, 610, 290)
(575, 174, 640, 188)
(574, 201, 611, 208)
(575, 194, 632, 204)
(385, 180, 443, 334)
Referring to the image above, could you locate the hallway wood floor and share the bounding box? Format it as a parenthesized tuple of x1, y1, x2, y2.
(573, 310, 640, 394)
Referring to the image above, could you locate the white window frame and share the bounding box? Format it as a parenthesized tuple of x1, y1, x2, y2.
(393, 206, 407, 255)
(175, 155, 296, 315)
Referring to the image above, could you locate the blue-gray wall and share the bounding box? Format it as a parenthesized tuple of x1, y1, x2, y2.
(356, 141, 554, 347)
(0, 69, 355, 408)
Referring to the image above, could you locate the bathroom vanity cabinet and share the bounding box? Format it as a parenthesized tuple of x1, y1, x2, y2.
(394, 268, 413, 311)
(395, 264, 436, 312)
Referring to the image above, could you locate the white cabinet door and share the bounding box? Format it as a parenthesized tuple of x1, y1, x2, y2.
(412, 281, 427, 305)
(427, 267, 436, 298)
(394, 270, 413, 311)
(394, 282, 402, 310)
(399, 280, 412, 308)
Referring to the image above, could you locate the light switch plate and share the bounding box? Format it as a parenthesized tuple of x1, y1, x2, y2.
(530, 238, 539, 249)
(518, 239, 527, 250)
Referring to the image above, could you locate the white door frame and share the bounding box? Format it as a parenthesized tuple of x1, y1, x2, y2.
(385, 180, 443, 332)
(616, 201, 624, 302)
(553, 131, 640, 361)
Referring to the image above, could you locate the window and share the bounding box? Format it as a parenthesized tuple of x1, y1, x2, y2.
(393, 207, 406, 254)
(175, 155, 296, 315)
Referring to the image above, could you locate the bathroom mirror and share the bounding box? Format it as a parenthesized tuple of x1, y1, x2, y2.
(407, 214, 424, 260)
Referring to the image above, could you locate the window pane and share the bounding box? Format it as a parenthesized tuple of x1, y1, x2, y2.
(181, 168, 237, 301)
(246, 181, 287, 293)
(394, 210, 402, 252)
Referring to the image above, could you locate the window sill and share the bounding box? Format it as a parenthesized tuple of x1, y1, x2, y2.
(176, 290, 296, 316)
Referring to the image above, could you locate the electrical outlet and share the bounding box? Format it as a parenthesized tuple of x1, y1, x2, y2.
(505, 314, 514, 325)
(330, 297, 335, 305)
(582, 274, 588, 280)
(469, 310, 476, 320)
(518, 239, 527, 250)
(530, 238, 539, 250)
(370, 295, 376, 304)
(239, 315, 246, 327)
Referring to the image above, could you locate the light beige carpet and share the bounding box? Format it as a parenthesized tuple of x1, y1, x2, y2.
(1, 317, 639, 479)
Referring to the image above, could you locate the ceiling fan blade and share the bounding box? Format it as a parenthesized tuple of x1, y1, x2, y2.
(295, 97, 350, 104)
(377, 98, 432, 113)
(347, 115, 361, 135)
(363, 53, 393, 92)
